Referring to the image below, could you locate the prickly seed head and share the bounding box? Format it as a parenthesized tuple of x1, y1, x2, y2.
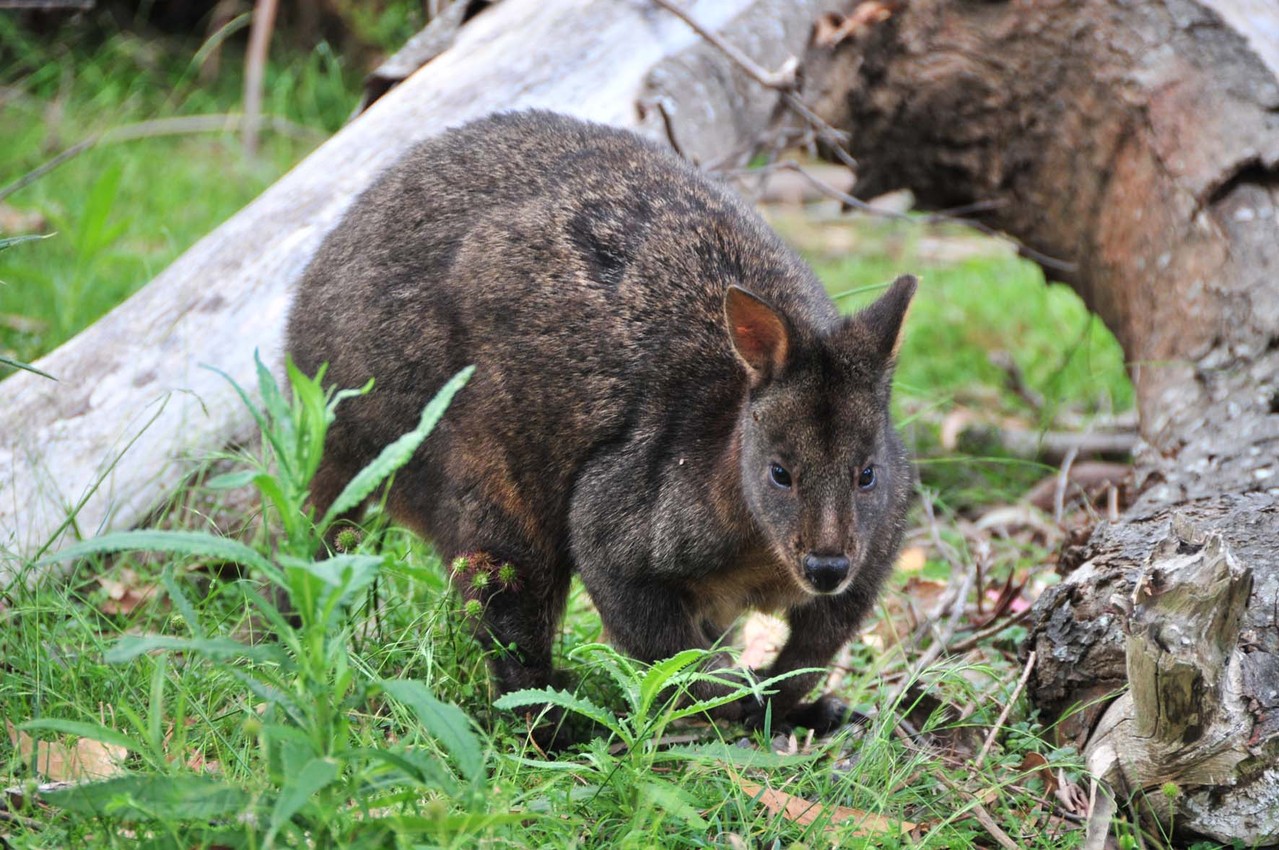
(497, 562, 519, 589)
(334, 528, 361, 553)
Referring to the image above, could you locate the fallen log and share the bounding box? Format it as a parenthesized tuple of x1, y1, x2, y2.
(0, 0, 838, 582)
(802, 0, 1279, 841)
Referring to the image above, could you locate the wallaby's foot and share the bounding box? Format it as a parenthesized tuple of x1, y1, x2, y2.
(783, 694, 862, 734)
(742, 694, 863, 736)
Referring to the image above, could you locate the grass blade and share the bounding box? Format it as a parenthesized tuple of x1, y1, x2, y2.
(0, 354, 57, 380)
(18, 718, 144, 756)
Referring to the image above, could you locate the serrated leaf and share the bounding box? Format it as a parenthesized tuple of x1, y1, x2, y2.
(378, 679, 484, 783)
(566, 643, 641, 710)
(658, 740, 815, 768)
(638, 648, 708, 716)
(40, 774, 250, 820)
(321, 366, 473, 529)
(42, 530, 275, 575)
(638, 778, 710, 830)
(493, 686, 625, 741)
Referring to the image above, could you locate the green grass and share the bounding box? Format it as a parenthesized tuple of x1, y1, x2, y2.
(0, 14, 353, 366)
(0, 13, 1149, 850)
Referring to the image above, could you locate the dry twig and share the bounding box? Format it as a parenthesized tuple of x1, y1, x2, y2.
(650, 0, 860, 172)
(974, 651, 1037, 769)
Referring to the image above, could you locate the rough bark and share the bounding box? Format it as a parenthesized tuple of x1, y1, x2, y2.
(804, 0, 1279, 841)
(0, 0, 838, 581)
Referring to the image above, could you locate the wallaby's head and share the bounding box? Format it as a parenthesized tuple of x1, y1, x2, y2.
(727, 275, 917, 596)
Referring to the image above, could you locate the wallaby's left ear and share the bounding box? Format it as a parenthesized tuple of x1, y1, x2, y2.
(857, 274, 917, 359)
(725, 285, 791, 386)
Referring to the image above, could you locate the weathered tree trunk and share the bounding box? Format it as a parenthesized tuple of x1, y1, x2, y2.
(0, 0, 837, 581)
(803, 0, 1279, 842)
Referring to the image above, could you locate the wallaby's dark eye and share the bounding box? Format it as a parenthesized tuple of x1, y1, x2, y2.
(858, 465, 877, 491)
(769, 462, 792, 489)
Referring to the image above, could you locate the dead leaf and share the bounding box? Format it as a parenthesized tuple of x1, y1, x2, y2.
(863, 577, 949, 647)
(737, 778, 916, 836)
(813, 1, 898, 49)
(1016, 751, 1058, 796)
(97, 568, 160, 616)
(896, 546, 927, 574)
(1054, 768, 1090, 818)
(0, 203, 47, 235)
(939, 408, 977, 452)
(6, 720, 126, 781)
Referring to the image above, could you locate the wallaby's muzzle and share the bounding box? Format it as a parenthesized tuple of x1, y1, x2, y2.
(803, 553, 850, 593)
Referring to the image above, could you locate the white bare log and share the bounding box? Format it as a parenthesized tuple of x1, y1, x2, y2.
(0, 0, 836, 582)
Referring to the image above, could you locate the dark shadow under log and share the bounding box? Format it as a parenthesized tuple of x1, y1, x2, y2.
(803, 0, 1279, 841)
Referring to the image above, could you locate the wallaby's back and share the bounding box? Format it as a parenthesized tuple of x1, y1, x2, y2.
(290, 110, 835, 554)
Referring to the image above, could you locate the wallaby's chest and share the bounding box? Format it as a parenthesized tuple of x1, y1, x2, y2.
(687, 549, 810, 631)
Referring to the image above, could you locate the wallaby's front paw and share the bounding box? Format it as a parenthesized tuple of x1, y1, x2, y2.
(740, 694, 864, 736)
(786, 694, 865, 734)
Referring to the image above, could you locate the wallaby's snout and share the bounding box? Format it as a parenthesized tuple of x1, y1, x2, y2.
(802, 552, 850, 594)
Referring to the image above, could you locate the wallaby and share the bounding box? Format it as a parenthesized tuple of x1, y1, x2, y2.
(288, 110, 915, 737)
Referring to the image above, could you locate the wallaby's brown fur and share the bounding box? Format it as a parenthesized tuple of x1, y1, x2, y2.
(288, 111, 915, 736)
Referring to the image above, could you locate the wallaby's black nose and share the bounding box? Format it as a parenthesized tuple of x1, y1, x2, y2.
(803, 554, 850, 593)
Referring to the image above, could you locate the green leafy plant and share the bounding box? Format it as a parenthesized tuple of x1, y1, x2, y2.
(27, 357, 506, 846)
(497, 642, 813, 834)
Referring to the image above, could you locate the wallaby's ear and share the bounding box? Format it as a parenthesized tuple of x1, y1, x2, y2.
(725, 285, 790, 385)
(857, 274, 917, 360)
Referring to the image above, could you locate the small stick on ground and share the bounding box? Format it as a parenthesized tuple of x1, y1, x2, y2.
(974, 651, 1037, 769)
(1053, 446, 1080, 525)
(935, 770, 1022, 850)
(893, 724, 1021, 850)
